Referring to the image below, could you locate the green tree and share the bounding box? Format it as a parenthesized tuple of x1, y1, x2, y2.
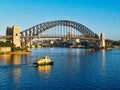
(0, 41, 20, 51)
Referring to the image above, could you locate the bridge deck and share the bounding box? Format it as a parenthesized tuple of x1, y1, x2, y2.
(0, 35, 100, 40)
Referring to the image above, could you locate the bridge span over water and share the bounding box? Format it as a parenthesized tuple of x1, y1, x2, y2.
(0, 20, 105, 48)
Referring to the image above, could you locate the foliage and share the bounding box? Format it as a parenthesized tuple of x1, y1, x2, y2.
(0, 41, 15, 47)
(112, 41, 120, 46)
(0, 41, 20, 51)
(11, 47, 20, 51)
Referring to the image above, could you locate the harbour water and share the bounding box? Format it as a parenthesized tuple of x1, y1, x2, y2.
(0, 48, 120, 89)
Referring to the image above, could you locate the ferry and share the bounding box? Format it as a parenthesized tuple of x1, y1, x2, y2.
(34, 56, 54, 66)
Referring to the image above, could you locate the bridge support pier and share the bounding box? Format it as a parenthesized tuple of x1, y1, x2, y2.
(6, 25, 21, 47)
(100, 33, 105, 48)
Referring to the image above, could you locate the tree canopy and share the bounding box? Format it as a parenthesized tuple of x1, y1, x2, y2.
(0, 41, 15, 47)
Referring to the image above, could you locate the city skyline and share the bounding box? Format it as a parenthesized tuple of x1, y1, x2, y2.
(0, 0, 120, 40)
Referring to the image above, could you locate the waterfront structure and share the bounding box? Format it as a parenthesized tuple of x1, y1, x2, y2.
(0, 20, 108, 48)
(100, 33, 105, 48)
(6, 25, 21, 47)
(0, 47, 11, 53)
(75, 39, 80, 43)
(20, 20, 99, 48)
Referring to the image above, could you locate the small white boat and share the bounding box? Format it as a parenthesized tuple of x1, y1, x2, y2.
(34, 56, 54, 66)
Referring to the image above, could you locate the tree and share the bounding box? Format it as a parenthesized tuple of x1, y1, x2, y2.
(0, 41, 20, 51)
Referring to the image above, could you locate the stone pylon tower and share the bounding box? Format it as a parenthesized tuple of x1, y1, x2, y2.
(6, 26, 13, 43)
(6, 25, 21, 47)
(100, 33, 105, 48)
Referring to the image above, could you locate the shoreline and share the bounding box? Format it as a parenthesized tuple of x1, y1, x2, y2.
(0, 47, 119, 55)
(105, 47, 120, 50)
(0, 51, 30, 55)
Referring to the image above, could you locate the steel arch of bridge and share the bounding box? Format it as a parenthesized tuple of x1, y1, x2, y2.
(20, 20, 99, 38)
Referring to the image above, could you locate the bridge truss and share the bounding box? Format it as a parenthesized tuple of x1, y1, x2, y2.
(20, 20, 99, 38)
(20, 20, 99, 48)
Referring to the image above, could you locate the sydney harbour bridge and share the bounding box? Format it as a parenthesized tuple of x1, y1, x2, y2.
(0, 20, 106, 48)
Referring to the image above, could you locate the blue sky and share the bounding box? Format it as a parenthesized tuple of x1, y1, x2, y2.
(0, 0, 120, 40)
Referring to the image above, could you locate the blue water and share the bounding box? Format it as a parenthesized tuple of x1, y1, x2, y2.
(0, 48, 120, 90)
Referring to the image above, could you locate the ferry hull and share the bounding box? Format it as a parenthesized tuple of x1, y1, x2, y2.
(34, 61, 54, 66)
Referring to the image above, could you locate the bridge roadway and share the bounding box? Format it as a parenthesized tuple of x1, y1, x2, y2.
(0, 35, 100, 40)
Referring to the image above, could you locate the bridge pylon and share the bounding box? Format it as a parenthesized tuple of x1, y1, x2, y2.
(100, 33, 105, 48)
(6, 25, 21, 47)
